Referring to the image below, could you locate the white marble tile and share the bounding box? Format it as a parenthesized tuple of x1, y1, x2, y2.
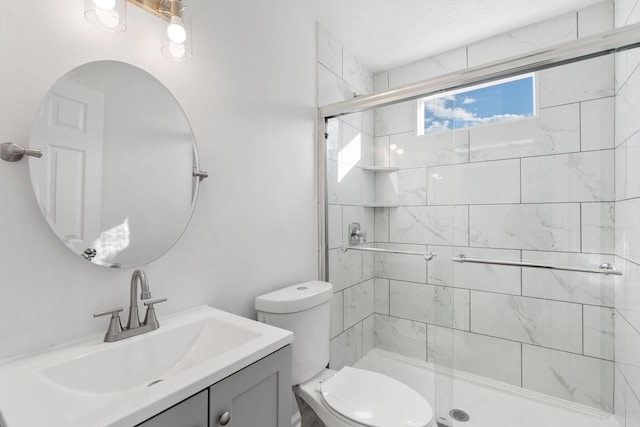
(616, 128, 640, 200)
(373, 314, 427, 361)
(374, 101, 416, 136)
(469, 104, 580, 162)
(374, 136, 390, 167)
(615, 258, 640, 333)
(374, 278, 389, 315)
(362, 315, 374, 356)
(362, 167, 375, 207)
(521, 251, 615, 307)
(374, 207, 389, 242)
(583, 305, 614, 361)
(615, 365, 627, 427)
(427, 245, 455, 287)
(388, 47, 467, 88)
(328, 248, 363, 292)
(626, 379, 640, 427)
(470, 291, 583, 353)
(326, 159, 362, 206)
(375, 168, 427, 206)
(428, 326, 522, 387)
(344, 279, 375, 329)
(577, 1, 614, 38)
(615, 47, 640, 93)
(453, 247, 522, 295)
(538, 55, 614, 108)
(340, 121, 369, 168)
(362, 110, 375, 137)
(339, 113, 362, 141)
(374, 72, 389, 93)
(390, 206, 462, 246)
(390, 130, 469, 168)
(522, 344, 614, 411)
(581, 97, 615, 151)
(521, 150, 615, 203)
(616, 311, 640, 399)
(318, 64, 355, 107)
(428, 160, 520, 205)
(615, 0, 640, 27)
(342, 47, 373, 96)
(330, 322, 362, 370)
(327, 204, 342, 250)
(389, 281, 469, 331)
(615, 64, 640, 146)
(615, 198, 640, 265)
(453, 206, 469, 247)
(374, 243, 427, 283)
(325, 118, 341, 162)
(469, 204, 581, 252)
(468, 12, 577, 67)
(581, 202, 615, 254)
(317, 25, 342, 78)
(330, 291, 344, 339)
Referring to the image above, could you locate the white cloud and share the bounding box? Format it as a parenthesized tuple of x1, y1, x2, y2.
(462, 97, 476, 105)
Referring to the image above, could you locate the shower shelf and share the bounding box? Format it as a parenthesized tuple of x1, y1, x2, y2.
(361, 166, 400, 172)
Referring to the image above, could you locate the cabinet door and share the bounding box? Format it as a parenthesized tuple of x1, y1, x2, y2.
(210, 346, 292, 427)
(137, 389, 208, 427)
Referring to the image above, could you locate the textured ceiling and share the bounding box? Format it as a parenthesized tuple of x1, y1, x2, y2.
(304, 0, 605, 72)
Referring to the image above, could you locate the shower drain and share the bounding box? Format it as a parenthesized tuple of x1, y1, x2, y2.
(449, 409, 470, 422)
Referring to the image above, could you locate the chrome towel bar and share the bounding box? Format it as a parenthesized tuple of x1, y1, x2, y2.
(451, 254, 622, 276)
(341, 245, 436, 261)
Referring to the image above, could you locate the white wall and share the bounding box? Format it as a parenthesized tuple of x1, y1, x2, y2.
(0, 0, 318, 360)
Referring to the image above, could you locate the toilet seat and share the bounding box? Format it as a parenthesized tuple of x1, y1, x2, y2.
(319, 367, 433, 427)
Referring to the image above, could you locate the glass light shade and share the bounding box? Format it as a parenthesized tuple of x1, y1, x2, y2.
(84, 0, 126, 32)
(161, 3, 192, 61)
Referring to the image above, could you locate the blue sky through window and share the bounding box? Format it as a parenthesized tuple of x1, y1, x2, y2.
(419, 74, 535, 134)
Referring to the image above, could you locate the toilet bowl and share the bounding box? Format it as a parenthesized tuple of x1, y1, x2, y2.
(294, 367, 433, 427)
(255, 281, 434, 427)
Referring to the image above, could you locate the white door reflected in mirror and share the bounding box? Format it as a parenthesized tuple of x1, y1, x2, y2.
(29, 60, 201, 268)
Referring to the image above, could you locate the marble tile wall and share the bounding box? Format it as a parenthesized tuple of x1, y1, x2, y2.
(321, 0, 639, 418)
(614, 1, 640, 425)
(365, 1, 618, 413)
(318, 23, 378, 371)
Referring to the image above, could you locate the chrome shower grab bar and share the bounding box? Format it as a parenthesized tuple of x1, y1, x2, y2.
(451, 254, 622, 276)
(341, 245, 436, 261)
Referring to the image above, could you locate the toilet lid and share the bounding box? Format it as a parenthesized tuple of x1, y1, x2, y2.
(320, 367, 433, 427)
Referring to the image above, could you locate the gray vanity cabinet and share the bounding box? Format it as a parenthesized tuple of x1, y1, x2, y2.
(137, 345, 291, 427)
(209, 345, 292, 427)
(137, 389, 208, 427)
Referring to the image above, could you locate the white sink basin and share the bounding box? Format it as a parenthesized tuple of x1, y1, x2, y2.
(0, 306, 293, 427)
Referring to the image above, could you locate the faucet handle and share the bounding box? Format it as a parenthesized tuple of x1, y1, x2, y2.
(143, 298, 167, 328)
(93, 307, 124, 342)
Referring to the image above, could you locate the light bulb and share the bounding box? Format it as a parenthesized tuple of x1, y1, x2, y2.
(168, 43, 187, 59)
(92, 0, 116, 10)
(167, 16, 187, 44)
(96, 9, 120, 29)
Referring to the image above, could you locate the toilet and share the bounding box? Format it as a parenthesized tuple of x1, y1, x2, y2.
(255, 281, 434, 427)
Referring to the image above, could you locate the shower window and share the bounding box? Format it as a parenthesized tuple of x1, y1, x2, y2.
(417, 73, 536, 135)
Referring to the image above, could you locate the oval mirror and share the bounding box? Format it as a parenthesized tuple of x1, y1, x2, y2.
(28, 60, 201, 268)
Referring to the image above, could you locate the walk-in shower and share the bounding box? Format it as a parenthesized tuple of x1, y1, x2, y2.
(318, 4, 640, 426)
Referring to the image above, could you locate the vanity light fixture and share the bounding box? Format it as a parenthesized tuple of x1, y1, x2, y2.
(83, 0, 192, 61)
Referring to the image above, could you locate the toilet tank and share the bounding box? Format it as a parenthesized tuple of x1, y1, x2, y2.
(255, 281, 333, 385)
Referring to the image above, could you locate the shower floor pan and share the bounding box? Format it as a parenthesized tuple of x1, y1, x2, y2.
(352, 349, 617, 427)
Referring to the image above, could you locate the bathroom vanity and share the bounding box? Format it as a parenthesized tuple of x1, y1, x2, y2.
(0, 306, 293, 427)
(138, 345, 290, 427)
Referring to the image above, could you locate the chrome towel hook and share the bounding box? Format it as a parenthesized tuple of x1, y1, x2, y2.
(1, 142, 43, 162)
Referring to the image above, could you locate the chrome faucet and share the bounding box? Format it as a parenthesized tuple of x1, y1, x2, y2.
(93, 269, 167, 342)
